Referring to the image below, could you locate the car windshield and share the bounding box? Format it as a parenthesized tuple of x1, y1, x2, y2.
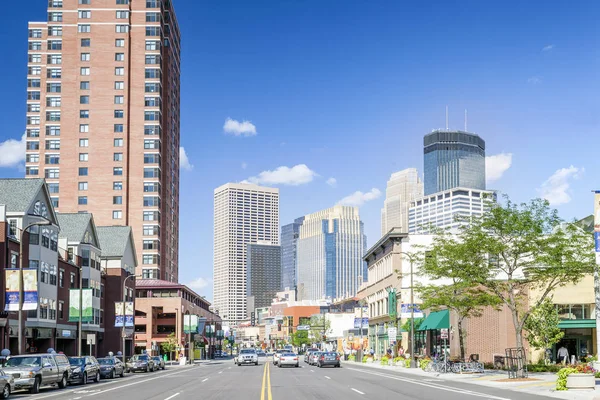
(282, 353, 296, 356)
(240, 349, 255, 354)
(98, 358, 114, 365)
(68, 357, 85, 366)
(5, 356, 41, 367)
(132, 355, 149, 361)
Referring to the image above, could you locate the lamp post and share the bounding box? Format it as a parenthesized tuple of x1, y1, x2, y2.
(18, 218, 51, 355)
(398, 251, 417, 368)
(121, 273, 137, 361)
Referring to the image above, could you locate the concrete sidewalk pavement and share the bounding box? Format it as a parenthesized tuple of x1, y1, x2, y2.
(342, 360, 600, 400)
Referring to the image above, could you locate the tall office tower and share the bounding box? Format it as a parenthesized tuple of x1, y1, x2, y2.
(297, 205, 366, 301)
(380, 168, 423, 235)
(423, 130, 486, 195)
(280, 216, 304, 291)
(24, 0, 181, 282)
(213, 183, 280, 323)
(246, 242, 282, 316)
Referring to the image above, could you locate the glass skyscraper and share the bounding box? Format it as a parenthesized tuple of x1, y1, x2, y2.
(423, 130, 486, 195)
(247, 243, 282, 314)
(297, 206, 366, 301)
(280, 217, 304, 291)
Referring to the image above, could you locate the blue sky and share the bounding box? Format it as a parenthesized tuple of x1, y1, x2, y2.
(1, 1, 598, 301)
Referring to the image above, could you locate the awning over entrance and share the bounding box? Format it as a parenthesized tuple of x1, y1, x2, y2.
(558, 319, 596, 329)
(418, 310, 449, 331)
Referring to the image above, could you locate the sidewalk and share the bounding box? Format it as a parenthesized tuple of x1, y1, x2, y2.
(341, 360, 600, 400)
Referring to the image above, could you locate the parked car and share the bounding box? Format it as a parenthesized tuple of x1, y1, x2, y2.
(126, 355, 155, 373)
(309, 352, 323, 366)
(273, 350, 284, 366)
(0, 369, 14, 399)
(304, 348, 319, 363)
(68, 356, 100, 385)
(237, 348, 259, 366)
(317, 352, 340, 368)
(278, 353, 299, 368)
(3, 353, 70, 394)
(97, 357, 125, 379)
(151, 356, 165, 371)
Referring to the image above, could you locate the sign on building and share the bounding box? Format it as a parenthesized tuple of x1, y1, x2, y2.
(400, 304, 424, 319)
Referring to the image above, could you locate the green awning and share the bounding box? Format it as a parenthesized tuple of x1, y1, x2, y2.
(558, 319, 596, 329)
(418, 310, 450, 331)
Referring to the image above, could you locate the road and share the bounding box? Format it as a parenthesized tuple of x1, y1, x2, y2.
(10, 358, 556, 400)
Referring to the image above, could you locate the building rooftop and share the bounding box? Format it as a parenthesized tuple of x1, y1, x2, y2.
(57, 213, 95, 243)
(0, 178, 45, 213)
(136, 279, 211, 306)
(96, 226, 133, 258)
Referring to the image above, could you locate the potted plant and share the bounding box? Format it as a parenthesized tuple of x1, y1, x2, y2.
(557, 365, 596, 390)
(393, 356, 404, 366)
(380, 356, 390, 366)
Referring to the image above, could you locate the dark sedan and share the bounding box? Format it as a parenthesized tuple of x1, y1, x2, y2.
(151, 356, 165, 371)
(317, 352, 341, 368)
(97, 357, 125, 379)
(68, 356, 101, 384)
(126, 355, 155, 373)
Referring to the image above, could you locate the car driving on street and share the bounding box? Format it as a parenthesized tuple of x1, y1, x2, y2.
(272, 349, 284, 366)
(97, 357, 125, 379)
(278, 353, 299, 368)
(236, 348, 259, 366)
(308, 351, 323, 366)
(316, 352, 341, 368)
(304, 348, 319, 363)
(3, 354, 70, 394)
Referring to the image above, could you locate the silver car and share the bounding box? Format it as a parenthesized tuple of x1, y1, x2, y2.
(3, 354, 70, 394)
(309, 351, 323, 365)
(0, 369, 14, 399)
(277, 353, 299, 368)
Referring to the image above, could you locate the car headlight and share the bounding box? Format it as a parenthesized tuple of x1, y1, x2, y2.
(27, 371, 35, 378)
(73, 367, 81, 374)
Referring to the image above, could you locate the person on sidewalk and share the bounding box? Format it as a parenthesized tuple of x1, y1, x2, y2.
(557, 345, 569, 365)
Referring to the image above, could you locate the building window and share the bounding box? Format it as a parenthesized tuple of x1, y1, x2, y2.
(81, 38, 91, 47)
(81, 53, 90, 61)
(70, 272, 76, 289)
(79, 124, 89, 133)
(114, 138, 123, 147)
(25, 167, 39, 176)
(143, 197, 160, 207)
(79, 167, 88, 176)
(142, 255, 159, 265)
(114, 124, 124, 132)
(143, 211, 159, 221)
(80, 110, 89, 118)
(79, 139, 89, 147)
(145, 55, 160, 65)
(113, 196, 123, 205)
(79, 182, 88, 191)
(80, 95, 90, 104)
(113, 153, 123, 161)
(115, 39, 125, 47)
(114, 110, 124, 118)
(10, 252, 17, 268)
(113, 167, 123, 175)
(45, 168, 60, 179)
(48, 183, 59, 193)
(78, 10, 91, 19)
(143, 225, 159, 236)
(145, 26, 160, 36)
(114, 95, 124, 104)
(112, 210, 122, 219)
(45, 154, 60, 164)
(78, 24, 91, 33)
(114, 81, 124, 90)
(47, 69, 61, 79)
(47, 126, 61, 136)
(80, 81, 90, 90)
(113, 182, 123, 190)
(47, 83, 61, 93)
(47, 40, 62, 50)
(59, 269, 64, 288)
(79, 153, 88, 162)
(116, 10, 129, 18)
(26, 141, 40, 150)
(78, 196, 88, 205)
(80, 67, 90, 76)
(115, 67, 124, 76)
(116, 25, 129, 33)
(51, 198, 59, 208)
(59, 301, 64, 320)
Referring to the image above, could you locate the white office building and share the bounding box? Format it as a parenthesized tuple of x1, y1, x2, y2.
(297, 205, 366, 301)
(213, 183, 279, 323)
(408, 187, 496, 234)
(381, 168, 424, 235)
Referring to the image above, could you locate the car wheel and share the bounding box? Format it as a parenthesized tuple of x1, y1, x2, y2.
(95, 372, 100, 382)
(146, 366, 150, 373)
(29, 376, 41, 394)
(120, 368, 125, 377)
(255, 362, 258, 366)
(82, 372, 87, 385)
(295, 364, 299, 368)
(1, 384, 10, 399)
(58, 373, 68, 389)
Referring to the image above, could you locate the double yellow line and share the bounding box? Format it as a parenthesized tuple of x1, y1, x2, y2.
(260, 361, 272, 400)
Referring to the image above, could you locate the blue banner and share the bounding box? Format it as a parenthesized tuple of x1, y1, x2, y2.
(595, 232, 600, 252)
(354, 317, 369, 329)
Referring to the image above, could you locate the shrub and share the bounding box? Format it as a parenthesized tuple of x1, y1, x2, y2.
(526, 364, 562, 373)
(483, 362, 495, 370)
(380, 356, 390, 365)
(404, 358, 411, 368)
(556, 367, 578, 391)
(420, 357, 432, 371)
(348, 354, 355, 361)
(393, 357, 403, 363)
(362, 355, 368, 363)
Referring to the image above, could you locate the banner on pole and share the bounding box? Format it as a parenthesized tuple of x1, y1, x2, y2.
(69, 289, 93, 323)
(4, 269, 20, 311)
(115, 302, 134, 327)
(22, 269, 38, 311)
(183, 314, 199, 334)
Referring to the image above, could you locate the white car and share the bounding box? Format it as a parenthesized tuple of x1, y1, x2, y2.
(236, 349, 259, 366)
(272, 350, 284, 366)
(278, 353, 299, 368)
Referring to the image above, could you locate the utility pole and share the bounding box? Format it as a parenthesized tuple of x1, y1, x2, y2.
(593, 191, 600, 360)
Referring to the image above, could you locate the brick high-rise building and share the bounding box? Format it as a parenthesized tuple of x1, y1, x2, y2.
(25, 0, 181, 282)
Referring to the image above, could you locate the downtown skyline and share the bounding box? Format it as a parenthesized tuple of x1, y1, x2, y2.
(0, 0, 598, 302)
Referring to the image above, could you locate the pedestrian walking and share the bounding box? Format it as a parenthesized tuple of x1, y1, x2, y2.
(557, 345, 569, 365)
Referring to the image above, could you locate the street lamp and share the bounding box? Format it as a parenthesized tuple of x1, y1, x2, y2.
(398, 251, 418, 368)
(18, 217, 51, 355)
(121, 273, 138, 361)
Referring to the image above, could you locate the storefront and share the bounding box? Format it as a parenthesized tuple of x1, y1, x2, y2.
(55, 328, 77, 355)
(417, 310, 450, 357)
(553, 319, 595, 363)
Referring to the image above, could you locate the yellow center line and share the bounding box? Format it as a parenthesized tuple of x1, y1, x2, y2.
(267, 361, 272, 400)
(261, 362, 267, 400)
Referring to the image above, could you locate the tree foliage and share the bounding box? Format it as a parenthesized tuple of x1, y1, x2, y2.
(309, 315, 331, 343)
(524, 298, 564, 353)
(291, 330, 311, 347)
(161, 332, 178, 360)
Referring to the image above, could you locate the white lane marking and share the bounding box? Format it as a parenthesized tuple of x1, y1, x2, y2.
(164, 393, 180, 400)
(324, 376, 331, 380)
(346, 368, 510, 400)
(351, 388, 365, 395)
(310, 369, 314, 373)
(218, 371, 223, 374)
(228, 367, 232, 369)
(202, 378, 208, 382)
(87, 367, 195, 397)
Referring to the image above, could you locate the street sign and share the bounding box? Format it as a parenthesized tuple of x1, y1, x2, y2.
(297, 325, 310, 331)
(387, 327, 397, 339)
(86, 334, 96, 345)
(440, 328, 449, 339)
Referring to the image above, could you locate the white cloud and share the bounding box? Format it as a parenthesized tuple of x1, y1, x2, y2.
(223, 117, 257, 137)
(528, 76, 542, 84)
(485, 153, 513, 183)
(538, 165, 583, 205)
(0, 133, 25, 168)
(246, 164, 317, 186)
(326, 177, 337, 187)
(180, 146, 193, 171)
(337, 188, 382, 207)
(241, 162, 248, 170)
(187, 277, 211, 291)
(542, 44, 554, 52)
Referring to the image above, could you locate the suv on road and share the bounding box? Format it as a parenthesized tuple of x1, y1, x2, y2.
(68, 356, 101, 385)
(3, 353, 70, 394)
(236, 349, 258, 366)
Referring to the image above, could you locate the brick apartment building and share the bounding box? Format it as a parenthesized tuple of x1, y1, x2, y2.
(25, 0, 181, 283)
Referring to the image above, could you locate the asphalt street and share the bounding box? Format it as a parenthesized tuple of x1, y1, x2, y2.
(8, 357, 558, 400)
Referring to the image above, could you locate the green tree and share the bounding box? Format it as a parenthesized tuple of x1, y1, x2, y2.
(524, 298, 564, 361)
(451, 197, 594, 376)
(309, 315, 331, 344)
(291, 330, 311, 347)
(417, 231, 501, 361)
(400, 317, 423, 334)
(161, 332, 178, 361)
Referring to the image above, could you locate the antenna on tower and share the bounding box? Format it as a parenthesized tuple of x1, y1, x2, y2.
(445, 106, 449, 130)
(464, 109, 468, 131)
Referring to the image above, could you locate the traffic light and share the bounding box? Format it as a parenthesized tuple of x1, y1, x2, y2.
(251, 312, 256, 327)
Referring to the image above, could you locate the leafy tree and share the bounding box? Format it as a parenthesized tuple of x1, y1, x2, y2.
(451, 197, 594, 377)
(400, 318, 423, 335)
(417, 231, 501, 360)
(309, 315, 331, 344)
(291, 330, 311, 347)
(161, 332, 178, 361)
(524, 298, 564, 361)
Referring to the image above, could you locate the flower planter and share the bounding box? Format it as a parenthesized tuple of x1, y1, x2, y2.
(566, 373, 595, 390)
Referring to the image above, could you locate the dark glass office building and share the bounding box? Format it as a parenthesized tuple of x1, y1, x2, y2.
(280, 217, 304, 291)
(423, 130, 486, 195)
(247, 243, 282, 312)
